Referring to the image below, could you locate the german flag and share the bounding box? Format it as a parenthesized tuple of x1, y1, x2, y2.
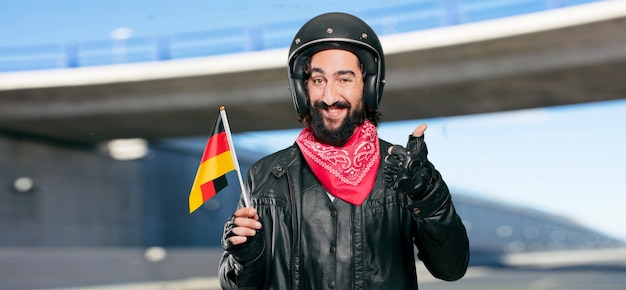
(188, 113, 235, 213)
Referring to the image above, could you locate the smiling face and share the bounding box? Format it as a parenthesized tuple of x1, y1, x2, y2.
(306, 49, 366, 146)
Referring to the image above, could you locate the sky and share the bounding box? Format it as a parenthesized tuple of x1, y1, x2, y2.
(2, 0, 624, 242)
(0, 0, 416, 47)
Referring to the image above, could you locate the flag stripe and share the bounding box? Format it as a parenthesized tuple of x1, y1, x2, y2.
(189, 174, 229, 213)
(201, 131, 229, 163)
(201, 174, 228, 202)
(189, 186, 204, 213)
(198, 151, 235, 181)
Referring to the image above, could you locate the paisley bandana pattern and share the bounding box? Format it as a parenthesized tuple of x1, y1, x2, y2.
(296, 121, 380, 205)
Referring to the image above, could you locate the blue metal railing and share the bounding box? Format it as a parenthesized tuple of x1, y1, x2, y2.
(0, 0, 600, 73)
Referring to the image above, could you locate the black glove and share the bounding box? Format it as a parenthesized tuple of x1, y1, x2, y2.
(222, 214, 264, 262)
(383, 134, 435, 200)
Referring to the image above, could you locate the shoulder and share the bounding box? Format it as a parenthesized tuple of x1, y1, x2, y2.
(379, 138, 393, 154)
(250, 143, 301, 173)
(379, 138, 392, 147)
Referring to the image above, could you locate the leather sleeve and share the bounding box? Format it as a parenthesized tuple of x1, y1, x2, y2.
(218, 173, 267, 289)
(219, 246, 266, 290)
(407, 169, 470, 281)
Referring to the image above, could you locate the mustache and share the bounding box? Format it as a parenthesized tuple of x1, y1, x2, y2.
(313, 101, 351, 110)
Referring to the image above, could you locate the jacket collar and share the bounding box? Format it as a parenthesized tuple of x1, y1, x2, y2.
(270, 144, 302, 178)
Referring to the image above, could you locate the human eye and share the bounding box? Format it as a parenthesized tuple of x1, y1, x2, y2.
(310, 76, 325, 87)
(337, 76, 353, 87)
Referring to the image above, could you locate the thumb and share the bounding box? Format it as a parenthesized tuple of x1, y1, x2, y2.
(412, 124, 428, 137)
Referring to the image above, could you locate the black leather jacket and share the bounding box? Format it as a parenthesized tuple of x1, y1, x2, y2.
(219, 139, 469, 289)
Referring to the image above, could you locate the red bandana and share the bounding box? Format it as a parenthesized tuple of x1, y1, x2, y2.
(296, 121, 380, 205)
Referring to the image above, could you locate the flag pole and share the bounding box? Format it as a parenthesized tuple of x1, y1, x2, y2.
(219, 106, 252, 208)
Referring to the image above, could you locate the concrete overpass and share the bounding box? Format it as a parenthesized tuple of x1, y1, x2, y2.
(1, 1, 625, 144)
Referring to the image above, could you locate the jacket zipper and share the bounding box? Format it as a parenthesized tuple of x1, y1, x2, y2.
(287, 170, 298, 290)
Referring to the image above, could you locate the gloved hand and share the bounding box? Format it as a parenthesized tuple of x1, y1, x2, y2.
(222, 209, 264, 263)
(383, 126, 435, 200)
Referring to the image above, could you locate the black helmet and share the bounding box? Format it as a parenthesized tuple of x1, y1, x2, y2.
(288, 12, 385, 116)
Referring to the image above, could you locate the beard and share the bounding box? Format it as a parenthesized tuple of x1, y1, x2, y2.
(310, 100, 366, 147)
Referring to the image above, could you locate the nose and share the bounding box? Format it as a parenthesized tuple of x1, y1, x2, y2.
(322, 83, 340, 106)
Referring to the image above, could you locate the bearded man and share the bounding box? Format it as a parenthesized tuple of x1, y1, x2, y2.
(219, 12, 469, 289)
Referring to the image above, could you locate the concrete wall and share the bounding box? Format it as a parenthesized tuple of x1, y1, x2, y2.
(0, 135, 240, 247)
(0, 135, 145, 246)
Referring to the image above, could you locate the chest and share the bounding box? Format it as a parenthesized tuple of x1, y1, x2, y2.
(300, 185, 358, 289)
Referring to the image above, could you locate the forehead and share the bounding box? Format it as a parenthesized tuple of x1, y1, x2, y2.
(310, 49, 360, 71)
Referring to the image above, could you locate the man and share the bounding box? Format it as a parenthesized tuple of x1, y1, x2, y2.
(219, 12, 469, 289)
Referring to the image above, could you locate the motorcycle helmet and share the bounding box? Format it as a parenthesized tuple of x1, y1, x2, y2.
(288, 12, 385, 116)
